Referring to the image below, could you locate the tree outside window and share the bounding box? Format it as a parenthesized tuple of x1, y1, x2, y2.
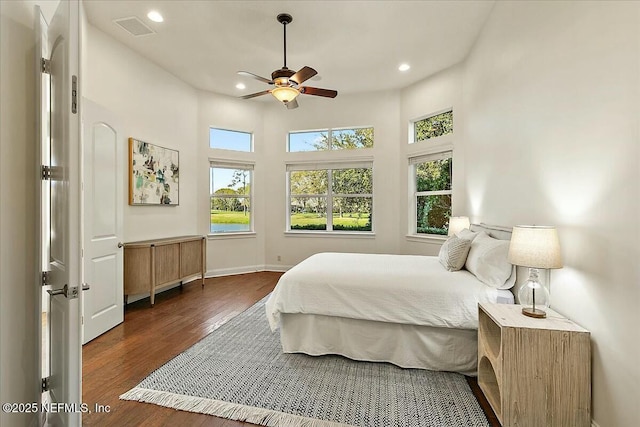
(413, 154, 452, 236)
(289, 127, 373, 152)
(289, 167, 373, 232)
(210, 166, 252, 233)
(413, 111, 453, 143)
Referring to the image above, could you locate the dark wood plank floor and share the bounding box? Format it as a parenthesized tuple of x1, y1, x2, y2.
(82, 271, 499, 426)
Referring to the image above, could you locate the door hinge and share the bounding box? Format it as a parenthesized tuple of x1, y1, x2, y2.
(41, 58, 51, 74)
(41, 377, 50, 392)
(41, 165, 51, 180)
(41, 271, 50, 287)
(71, 75, 78, 114)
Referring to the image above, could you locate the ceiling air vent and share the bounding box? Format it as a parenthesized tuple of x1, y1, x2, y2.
(113, 16, 155, 37)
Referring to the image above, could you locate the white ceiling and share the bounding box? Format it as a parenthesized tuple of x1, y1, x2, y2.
(84, 1, 495, 100)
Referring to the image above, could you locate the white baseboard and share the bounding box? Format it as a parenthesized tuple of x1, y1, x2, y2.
(263, 264, 291, 272)
(205, 264, 292, 278)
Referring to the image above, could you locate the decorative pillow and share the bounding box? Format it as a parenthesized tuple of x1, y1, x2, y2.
(439, 236, 473, 272)
(457, 228, 479, 242)
(464, 232, 515, 288)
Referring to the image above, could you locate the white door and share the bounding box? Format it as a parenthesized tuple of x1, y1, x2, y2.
(37, 1, 82, 425)
(82, 99, 124, 344)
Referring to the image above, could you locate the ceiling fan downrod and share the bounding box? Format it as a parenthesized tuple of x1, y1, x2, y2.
(277, 13, 293, 69)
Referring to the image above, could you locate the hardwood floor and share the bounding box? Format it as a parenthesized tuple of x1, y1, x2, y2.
(82, 272, 499, 426)
(82, 272, 279, 426)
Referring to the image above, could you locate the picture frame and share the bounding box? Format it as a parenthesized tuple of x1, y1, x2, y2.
(128, 137, 179, 205)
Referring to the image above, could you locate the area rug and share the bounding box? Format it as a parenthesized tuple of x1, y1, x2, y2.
(120, 296, 489, 427)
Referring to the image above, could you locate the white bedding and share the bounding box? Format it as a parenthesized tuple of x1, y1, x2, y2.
(266, 252, 509, 332)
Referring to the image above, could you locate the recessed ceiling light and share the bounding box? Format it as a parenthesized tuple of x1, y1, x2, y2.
(147, 11, 164, 23)
(235, 83, 246, 90)
(398, 63, 411, 72)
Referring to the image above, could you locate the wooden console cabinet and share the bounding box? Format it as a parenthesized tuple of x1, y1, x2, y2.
(478, 303, 591, 427)
(123, 235, 206, 306)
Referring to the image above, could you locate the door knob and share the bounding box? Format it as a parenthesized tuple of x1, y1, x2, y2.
(117, 242, 124, 248)
(47, 284, 68, 298)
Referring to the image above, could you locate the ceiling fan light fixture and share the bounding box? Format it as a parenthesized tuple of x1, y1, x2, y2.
(271, 86, 300, 103)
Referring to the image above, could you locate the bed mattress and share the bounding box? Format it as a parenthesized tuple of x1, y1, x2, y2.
(266, 252, 512, 332)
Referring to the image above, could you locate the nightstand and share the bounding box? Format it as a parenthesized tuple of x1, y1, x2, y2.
(478, 303, 591, 427)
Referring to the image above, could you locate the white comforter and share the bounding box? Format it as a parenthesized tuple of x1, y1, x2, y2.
(266, 252, 506, 331)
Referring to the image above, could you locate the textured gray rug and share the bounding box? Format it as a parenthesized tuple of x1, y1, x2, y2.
(120, 296, 489, 427)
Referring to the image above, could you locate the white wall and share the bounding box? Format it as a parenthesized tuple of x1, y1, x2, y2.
(84, 25, 199, 242)
(400, 63, 465, 256)
(262, 91, 402, 268)
(0, 2, 42, 425)
(197, 91, 266, 275)
(461, 2, 640, 426)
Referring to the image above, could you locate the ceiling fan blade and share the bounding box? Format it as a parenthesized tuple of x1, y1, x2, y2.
(290, 66, 317, 85)
(237, 71, 273, 84)
(285, 98, 299, 109)
(300, 86, 338, 98)
(241, 90, 271, 99)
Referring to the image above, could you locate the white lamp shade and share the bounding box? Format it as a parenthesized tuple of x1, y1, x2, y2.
(448, 216, 471, 236)
(271, 86, 300, 103)
(508, 225, 563, 269)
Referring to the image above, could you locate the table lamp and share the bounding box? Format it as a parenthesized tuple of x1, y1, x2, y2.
(508, 225, 563, 318)
(448, 216, 471, 236)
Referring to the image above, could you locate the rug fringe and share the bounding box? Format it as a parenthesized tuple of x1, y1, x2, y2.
(120, 387, 354, 427)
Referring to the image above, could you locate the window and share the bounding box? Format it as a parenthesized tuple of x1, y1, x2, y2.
(288, 127, 373, 152)
(410, 151, 452, 236)
(287, 163, 373, 232)
(412, 110, 453, 143)
(209, 162, 253, 233)
(210, 128, 252, 152)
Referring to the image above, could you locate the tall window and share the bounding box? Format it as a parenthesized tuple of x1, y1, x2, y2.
(411, 110, 453, 143)
(287, 163, 373, 232)
(288, 127, 373, 152)
(210, 162, 253, 233)
(410, 152, 452, 236)
(210, 128, 252, 152)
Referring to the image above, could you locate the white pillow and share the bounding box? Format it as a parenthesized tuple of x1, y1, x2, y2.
(456, 228, 479, 242)
(438, 236, 472, 271)
(465, 232, 515, 289)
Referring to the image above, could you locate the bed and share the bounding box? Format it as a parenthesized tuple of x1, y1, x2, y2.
(265, 223, 517, 376)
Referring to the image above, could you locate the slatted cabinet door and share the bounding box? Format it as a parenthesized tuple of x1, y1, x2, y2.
(124, 236, 206, 306)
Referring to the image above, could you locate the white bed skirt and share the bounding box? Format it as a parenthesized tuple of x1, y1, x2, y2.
(280, 313, 479, 376)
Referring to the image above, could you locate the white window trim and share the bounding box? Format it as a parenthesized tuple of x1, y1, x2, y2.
(286, 160, 374, 234)
(288, 126, 374, 152)
(209, 160, 255, 234)
(409, 109, 453, 144)
(408, 150, 453, 238)
(209, 127, 254, 152)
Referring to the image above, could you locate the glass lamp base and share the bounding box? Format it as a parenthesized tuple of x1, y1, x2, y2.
(522, 307, 547, 318)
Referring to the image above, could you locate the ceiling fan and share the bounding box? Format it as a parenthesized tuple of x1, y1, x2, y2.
(238, 13, 338, 109)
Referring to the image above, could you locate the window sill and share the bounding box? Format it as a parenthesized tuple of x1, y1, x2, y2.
(285, 231, 375, 239)
(208, 232, 256, 240)
(405, 234, 447, 244)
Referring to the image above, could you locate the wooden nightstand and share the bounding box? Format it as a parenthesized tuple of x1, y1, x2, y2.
(478, 303, 591, 427)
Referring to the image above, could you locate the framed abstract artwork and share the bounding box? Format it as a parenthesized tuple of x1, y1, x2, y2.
(128, 137, 179, 205)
